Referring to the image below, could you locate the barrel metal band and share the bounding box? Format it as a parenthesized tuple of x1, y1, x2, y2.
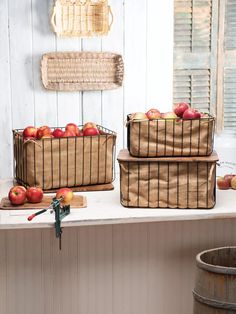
(193, 290, 236, 311)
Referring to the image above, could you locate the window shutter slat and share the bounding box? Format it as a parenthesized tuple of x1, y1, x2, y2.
(174, 69, 210, 111)
(174, 0, 212, 53)
(221, 1, 236, 131)
(224, 68, 236, 130)
(174, 0, 217, 117)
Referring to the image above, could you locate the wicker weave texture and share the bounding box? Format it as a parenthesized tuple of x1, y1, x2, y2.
(51, 0, 113, 37)
(41, 52, 124, 91)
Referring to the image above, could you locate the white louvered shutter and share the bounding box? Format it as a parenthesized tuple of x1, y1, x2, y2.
(174, 0, 218, 114)
(224, 0, 236, 130)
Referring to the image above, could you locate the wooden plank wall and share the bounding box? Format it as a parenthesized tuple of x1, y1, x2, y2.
(0, 220, 236, 314)
(0, 0, 173, 180)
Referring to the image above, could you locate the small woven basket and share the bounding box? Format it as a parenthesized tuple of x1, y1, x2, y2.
(41, 51, 124, 91)
(51, 0, 113, 37)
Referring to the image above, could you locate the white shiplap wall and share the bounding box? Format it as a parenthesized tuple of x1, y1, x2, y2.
(0, 0, 173, 180)
(0, 220, 236, 314)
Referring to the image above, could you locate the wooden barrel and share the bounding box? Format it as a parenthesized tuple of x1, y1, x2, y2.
(193, 247, 236, 313)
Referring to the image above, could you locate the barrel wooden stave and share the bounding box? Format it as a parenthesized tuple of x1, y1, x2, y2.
(193, 247, 236, 314)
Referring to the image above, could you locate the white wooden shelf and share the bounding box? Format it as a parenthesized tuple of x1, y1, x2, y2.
(0, 179, 236, 230)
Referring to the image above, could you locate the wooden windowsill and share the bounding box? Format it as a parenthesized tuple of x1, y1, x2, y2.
(0, 179, 235, 230)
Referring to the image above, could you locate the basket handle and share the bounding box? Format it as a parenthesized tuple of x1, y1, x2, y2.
(51, 6, 57, 33)
(108, 6, 113, 31)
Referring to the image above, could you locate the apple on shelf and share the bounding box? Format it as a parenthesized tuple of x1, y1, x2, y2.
(231, 176, 236, 189)
(224, 175, 235, 187)
(56, 188, 74, 205)
(8, 186, 27, 205)
(8, 186, 44, 206)
(217, 174, 236, 190)
(26, 187, 44, 203)
(217, 177, 230, 190)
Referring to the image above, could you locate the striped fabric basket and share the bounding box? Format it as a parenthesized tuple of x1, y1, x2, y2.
(51, 0, 113, 37)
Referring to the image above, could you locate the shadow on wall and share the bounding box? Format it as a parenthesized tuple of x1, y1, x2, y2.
(215, 133, 236, 176)
(25, 54, 45, 91)
(34, 0, 54, 35)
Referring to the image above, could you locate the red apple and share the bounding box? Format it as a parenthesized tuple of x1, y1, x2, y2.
(173, 102, 190, 118)
(231, 176, 236, 190)
(224, 174, 235, 187)
(146, 108, 161, 120)
(37, 126, 52, 139)
(56, 188, 74, 205)
(63, 130, 76, 137)
(83, 127, 100, 136)
(23, 126, 38, 139)
(83, 122, 97, 131)
(217, 177, 230, 190)
(161, 112, 177, 119)
(8, 186, 27, 205)
(52, 128, 64, 138)
(182, 108, 201, 119)
(65, 123, 80, 136)
(26, 187, 44, 203)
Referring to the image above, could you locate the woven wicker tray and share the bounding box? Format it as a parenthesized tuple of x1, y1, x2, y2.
(41, 52, 124, 91)
(51, 0, 113, 37)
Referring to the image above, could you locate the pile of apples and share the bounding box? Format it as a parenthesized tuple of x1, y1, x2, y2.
(131, 103, 208, 121)
(22, 122, 100, 140)
(8, 185, 73, 206)
(217, 175, 236, 190)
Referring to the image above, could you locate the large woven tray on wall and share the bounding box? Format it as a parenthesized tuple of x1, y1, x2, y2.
(118, 149, 218, 209)
(51, 0, 113, 37)
(13, 126, 116, 191)
(41, 52, 124, 91)
(127, 115, 215, 157)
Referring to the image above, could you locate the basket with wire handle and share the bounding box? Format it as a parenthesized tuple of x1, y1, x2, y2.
(13, 125, 116, 191)
(51, 0, 113, 37)
(118, 149, 218, 209)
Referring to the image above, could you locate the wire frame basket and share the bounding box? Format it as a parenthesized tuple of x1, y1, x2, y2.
(51, 0, 113, 37)
(41, 52, 124, 91)
(13, 126, 116, 191)
(127, 115, 215, 157)
(118, 149, 218, 209)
